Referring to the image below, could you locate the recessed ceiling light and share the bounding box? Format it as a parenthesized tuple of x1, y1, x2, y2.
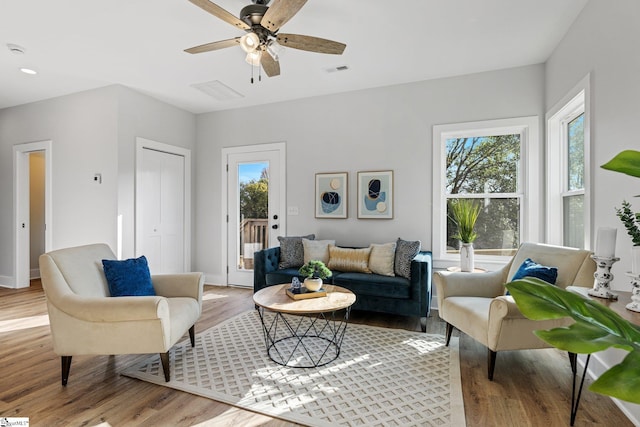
(20, 68, 37, 75)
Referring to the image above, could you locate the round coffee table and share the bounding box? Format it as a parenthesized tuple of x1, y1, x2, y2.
(253, 284, 356, 368)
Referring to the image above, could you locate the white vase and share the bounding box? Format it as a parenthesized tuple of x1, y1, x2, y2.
(632, 246, 640, 275)
(304, 277, 323, 292)
(460, 242, 475, 272)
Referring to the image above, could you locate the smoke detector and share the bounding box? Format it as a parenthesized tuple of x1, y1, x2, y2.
(7, 43, 26, 54)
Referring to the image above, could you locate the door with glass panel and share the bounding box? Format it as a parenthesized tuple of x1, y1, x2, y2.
(226, 146, 284, 286)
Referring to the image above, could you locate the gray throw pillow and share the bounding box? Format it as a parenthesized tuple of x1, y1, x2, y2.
(278, 235, 315, 269)
(394, 238, 421, 279)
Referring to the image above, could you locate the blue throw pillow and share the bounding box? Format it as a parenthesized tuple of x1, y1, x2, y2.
(511, 258, 558, 284)
(102, 255, 156, 297)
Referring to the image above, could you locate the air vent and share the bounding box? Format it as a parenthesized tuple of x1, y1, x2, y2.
(7, 43, 26, 54)
(191, 80, 244, 101)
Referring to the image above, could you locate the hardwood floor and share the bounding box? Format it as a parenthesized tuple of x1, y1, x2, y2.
(0, 281, 632, 427)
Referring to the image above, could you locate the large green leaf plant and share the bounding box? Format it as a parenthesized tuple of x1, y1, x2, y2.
(506, 278, 640, 403)
(504, 150, 640, 404)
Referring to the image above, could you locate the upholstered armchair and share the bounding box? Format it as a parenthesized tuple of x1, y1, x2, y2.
(39, 243, 204, 385)
(433, 242, 595, 380)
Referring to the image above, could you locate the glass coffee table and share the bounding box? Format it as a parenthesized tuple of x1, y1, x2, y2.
(253, 284, 356, 368)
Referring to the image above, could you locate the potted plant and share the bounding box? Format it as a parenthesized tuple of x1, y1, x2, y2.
(602, 149, 640, 274)
(448, 199, 481, 272)
(298, 260, 331, 291)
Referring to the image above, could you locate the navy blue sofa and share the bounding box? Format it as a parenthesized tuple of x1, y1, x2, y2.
(253, 247, 432, 331)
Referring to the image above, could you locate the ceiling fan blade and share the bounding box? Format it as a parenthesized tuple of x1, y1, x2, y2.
(276, 33, 346, 55)
(261, 0, 307, 32)
(188, 0, 250, 30)
(261, 52, 281, 77)
(184, 38, 240, 54)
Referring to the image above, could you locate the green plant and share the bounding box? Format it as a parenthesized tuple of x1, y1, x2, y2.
(298, 260, 331, 280)
(616, 200, 640, 246)
(506, 278, 640, 404)
(448, 199, 481, 243)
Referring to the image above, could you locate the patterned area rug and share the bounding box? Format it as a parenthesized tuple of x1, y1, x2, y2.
(122, 310, 466, 427)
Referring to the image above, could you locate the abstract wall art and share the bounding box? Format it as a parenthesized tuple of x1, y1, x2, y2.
(357, 170, 393, 219)
(315, 172, 348, 218)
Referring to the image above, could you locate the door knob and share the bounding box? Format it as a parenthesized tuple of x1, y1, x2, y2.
(273, 214, 278, 220)
(272, 224, 279, 229)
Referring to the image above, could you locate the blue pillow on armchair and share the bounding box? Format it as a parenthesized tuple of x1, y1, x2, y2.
(102, 255, 156, 297)
(511, 258, 558, 284)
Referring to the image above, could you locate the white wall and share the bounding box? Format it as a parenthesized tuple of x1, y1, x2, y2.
(0, 85, 196, 286)
(115, 86, 196, 261)
(195, 64, 545, 281)
(0, 87, 119, 286)
(545, 0, 640, 422)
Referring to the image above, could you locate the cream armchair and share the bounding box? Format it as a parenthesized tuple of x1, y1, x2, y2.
(39, 243, 204, 385)
(434, 242, 595, 380)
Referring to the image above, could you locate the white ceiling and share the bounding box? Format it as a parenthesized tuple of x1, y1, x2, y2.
(0, 0, 588, 114)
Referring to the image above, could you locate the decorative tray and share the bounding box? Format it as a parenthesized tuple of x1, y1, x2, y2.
(286, 287, 327, 300)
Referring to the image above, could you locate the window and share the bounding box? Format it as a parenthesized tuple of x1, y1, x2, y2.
(433, 117, 541, 267)
(546, 74, 590, 249)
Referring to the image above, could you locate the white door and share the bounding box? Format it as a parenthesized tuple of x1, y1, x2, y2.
(226, 144, 285, 286)
(138, 147, 185, 274)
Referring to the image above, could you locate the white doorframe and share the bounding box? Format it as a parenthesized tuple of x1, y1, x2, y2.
(13, 140, 53, 289)
(221, 142, 286, 286)
(135, 137, 191, 271)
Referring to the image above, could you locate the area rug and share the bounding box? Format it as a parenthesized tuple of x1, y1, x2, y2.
(122, 310, 466, 427)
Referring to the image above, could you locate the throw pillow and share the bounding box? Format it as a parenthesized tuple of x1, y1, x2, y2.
(394, 238, 421, 279)
(511, 258, 558, 284)
(102, 255, 156, 297)
(278, 234, 315, 268)
(327, 245, 372, 273)
(303, 238, 335, 264)
(368, 242, 397, 276)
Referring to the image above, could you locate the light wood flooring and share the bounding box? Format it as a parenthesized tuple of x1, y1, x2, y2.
(0, 281, 633, 427)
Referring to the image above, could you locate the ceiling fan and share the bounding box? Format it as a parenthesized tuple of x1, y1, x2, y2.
(184, 0, 346, 78)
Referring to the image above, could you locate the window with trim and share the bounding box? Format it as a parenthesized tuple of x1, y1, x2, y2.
(432, 117, 541, 266)
(546, 76, 589, 249)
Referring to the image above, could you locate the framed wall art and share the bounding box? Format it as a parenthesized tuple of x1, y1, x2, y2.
(357, 170, 393, 219)
(315, 172, 348, 218)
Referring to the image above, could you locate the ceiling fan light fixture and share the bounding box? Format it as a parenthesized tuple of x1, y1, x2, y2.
(240, 32, 260, 53)
(266, 39, 283, 61)
(245, 50, 262, 66)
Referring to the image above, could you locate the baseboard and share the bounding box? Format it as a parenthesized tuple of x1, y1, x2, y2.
(204, 273, 226, 286)
(30, 268, 40, 280)
(578, 351, 640, 425)
(0, 275, 14, 289)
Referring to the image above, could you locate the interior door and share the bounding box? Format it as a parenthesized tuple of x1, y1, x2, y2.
(139, 147, 185, 274)
(227, 147, 285, 286)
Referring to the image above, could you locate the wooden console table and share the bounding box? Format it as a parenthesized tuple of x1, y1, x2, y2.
(566, 286, 640, 426)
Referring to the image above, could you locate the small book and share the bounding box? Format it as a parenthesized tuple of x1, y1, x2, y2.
(286, 287, 327, 300)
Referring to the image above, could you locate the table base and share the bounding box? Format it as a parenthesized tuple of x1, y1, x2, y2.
(256, 307, 351, 368)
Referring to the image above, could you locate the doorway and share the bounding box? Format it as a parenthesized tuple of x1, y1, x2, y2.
(13, 140, 52, 289)
(223, 143, 286, 287)
(135, 138, 191, 274)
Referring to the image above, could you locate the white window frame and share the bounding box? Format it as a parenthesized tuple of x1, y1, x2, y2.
(432, 116, 541, 269)
(545, 74, 591, 249)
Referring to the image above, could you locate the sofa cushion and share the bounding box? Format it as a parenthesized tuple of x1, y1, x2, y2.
(333, 272, 410, 299)
(369, 242, 396, 276)
(278, 234, 315, 269)
(102, 255, 156, 297)
(303, 238, 335, 264)
(395, 238, 421, 279)
(511, 258, 558, 284)
(327, 245, 372, 273)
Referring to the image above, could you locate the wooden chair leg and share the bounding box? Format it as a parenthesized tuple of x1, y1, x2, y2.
(189, 325, 195, 347)
(160, 352, 170, 382)
(445, 322, 454, 346)
(61, 356, 72, 386)
(488, 349, 497, 380)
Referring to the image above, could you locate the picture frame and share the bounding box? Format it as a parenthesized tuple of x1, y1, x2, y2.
(357, 170, 393, 219)
(315, 172, 348, 218)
